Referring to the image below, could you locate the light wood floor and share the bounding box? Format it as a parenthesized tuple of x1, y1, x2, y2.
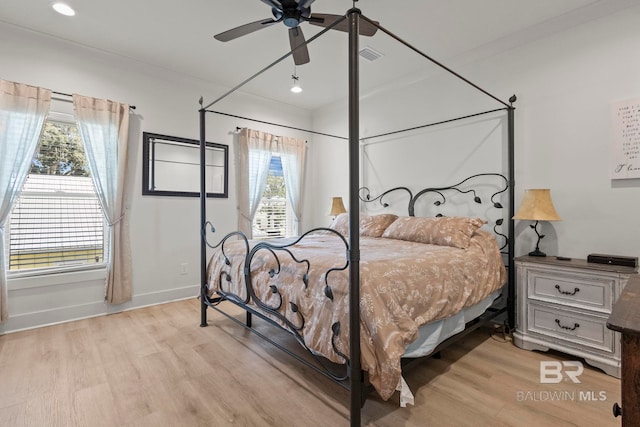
(0, 298, 622, 427)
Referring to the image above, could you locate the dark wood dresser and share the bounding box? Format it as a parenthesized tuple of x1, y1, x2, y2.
(607, 273, 640, 425)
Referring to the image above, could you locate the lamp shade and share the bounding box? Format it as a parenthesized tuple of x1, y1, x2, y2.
(329, 196, 347, 216)
(513, 189, 561, 221)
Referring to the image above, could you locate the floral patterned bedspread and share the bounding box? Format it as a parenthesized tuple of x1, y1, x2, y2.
(206, 229, 506, 400)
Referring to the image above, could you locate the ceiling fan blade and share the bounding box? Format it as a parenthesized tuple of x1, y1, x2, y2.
(289, 26, 310, 65)
(308, 13, 379, 37)
(297, 0, 316, 10)
(260, 0, 283, 10)
(214, 18, 279, 42)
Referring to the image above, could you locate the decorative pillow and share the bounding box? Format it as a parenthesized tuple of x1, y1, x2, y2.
(359, 214, 399, 237)
(329, 213, 399, 237)
(329, 212, 350, 236)
(381, 216, 486, 249)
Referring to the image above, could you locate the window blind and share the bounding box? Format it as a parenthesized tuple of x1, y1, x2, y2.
(9, 174, 105, 270)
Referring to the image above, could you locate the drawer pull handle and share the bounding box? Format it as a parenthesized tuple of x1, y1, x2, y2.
(612, 402, 622, 418)
(555, 319, 580, 331)
(555, 284, 580, 296)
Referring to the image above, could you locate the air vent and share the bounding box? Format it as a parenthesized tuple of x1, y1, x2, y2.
(359, 46, 384, 62)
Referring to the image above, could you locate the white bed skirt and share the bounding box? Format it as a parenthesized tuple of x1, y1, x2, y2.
(403, 288, 502, 358)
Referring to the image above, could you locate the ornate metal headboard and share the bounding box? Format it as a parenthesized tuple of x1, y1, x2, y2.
(359, 173, 509, 251)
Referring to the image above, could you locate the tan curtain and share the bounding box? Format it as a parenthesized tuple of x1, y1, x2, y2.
(0, 80, 51, 322)
(236, 128, 275, 237)
(72, 95, 132, 304)
(278, 136, 306, 235)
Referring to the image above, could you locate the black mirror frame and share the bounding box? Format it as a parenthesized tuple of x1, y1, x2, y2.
(142, 132, 228, 198)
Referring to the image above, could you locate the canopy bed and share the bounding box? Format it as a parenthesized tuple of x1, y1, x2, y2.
(197, 5, 516, 426)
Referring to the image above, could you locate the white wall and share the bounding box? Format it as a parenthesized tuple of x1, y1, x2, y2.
(0, 23, 312, 334)
(3, 5, 640, 333)
(309, 5, 640, 261)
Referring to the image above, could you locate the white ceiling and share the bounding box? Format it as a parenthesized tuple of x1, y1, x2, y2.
(0, 0, 636, 110)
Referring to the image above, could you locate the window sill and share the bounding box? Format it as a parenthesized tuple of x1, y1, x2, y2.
(7, 265, 107, 290)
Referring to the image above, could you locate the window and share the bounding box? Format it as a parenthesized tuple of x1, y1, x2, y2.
(7, 118, 105, 272)
(252, 155, 294, 239)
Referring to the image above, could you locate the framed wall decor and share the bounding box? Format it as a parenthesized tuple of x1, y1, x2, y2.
(142, 132, 228, 198)
(610, 97, 640, 180)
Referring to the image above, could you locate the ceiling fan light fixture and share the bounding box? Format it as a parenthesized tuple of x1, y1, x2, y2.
(52, 2, 76, 16)
(284, 17, 300, 28)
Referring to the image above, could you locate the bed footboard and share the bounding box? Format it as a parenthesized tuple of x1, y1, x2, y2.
(202, 226, 354, 384)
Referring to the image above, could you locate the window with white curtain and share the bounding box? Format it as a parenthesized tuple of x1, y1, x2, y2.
(252, 154, 294, 239)
(6, 114, 106, 273)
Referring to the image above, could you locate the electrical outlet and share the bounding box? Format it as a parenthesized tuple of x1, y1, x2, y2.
(180, 263, 188, 275)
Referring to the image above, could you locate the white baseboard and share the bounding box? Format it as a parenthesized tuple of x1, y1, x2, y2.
(0, 284, 200, 335)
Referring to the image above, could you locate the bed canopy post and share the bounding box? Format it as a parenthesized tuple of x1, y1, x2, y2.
(507, 97, 517, 329)
(199, 101, 208, 328)
(347, 7, 363, 427)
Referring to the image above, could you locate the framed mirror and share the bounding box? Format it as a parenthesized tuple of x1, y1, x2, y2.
(142, 132, 228, 198)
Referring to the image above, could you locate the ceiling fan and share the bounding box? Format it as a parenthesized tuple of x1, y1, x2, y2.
(213, 0, 378, 65)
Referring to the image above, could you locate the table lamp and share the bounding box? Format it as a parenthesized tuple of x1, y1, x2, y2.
(329, 196, 346, 218)
(513, 189, 561, 257)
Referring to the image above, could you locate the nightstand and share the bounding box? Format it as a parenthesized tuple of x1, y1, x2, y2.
(514, 255, 638, 378)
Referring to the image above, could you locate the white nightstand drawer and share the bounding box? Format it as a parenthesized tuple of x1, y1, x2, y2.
(527, 269, 613, 312)
(527, 303, 614, 353)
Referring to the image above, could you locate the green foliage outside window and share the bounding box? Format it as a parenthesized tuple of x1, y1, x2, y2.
(30, 121, 89, 177)
(263, 174, 286, 199)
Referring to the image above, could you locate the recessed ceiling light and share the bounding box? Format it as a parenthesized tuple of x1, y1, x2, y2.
(52, 2, 76, 17)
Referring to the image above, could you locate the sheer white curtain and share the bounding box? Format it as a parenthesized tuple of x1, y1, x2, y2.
(72, 95, 132, 304)
(236, 128, 275, 237)
(0, 80, 51, 322)
(278, 136, 307, 236)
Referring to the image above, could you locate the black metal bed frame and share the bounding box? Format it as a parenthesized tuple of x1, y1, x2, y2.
(359, 173, 510, 251)
(197, 7, 516, 426)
